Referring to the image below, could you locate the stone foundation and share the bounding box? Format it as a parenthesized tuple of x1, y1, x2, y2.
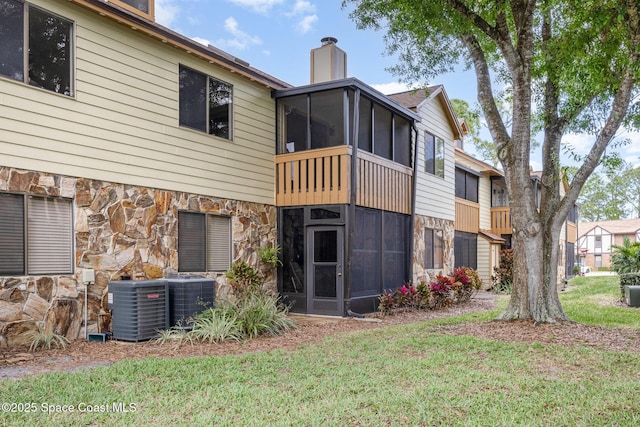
(412, 215, 455, 284)
(0, 167, 277, 347)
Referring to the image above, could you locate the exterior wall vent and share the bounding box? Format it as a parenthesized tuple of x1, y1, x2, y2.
(310, 37, 347, 84)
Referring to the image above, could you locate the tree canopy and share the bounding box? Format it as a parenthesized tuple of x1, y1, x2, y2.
(570, 161, 640, 221)
(344, 0, 640, 322)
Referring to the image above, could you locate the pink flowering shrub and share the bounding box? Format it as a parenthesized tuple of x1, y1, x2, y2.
(377, 268, 482, 315)
(429, 275, 454, 309)
(453, 267, 482, 303)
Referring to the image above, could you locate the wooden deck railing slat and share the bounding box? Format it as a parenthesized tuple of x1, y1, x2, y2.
(275, 146, 412, 214)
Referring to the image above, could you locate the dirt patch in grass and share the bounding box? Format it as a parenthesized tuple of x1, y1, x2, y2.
(1, 293, 638, 380)
(433, 320, 640, 353)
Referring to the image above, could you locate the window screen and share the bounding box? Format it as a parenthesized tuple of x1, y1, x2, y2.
(28, 5, 73, 95)
(26, 196, 73, 275)
(352, 208, 381, 297)
(0, 193, 25, 275)
(454, 231, 477, 269)
(0, 0, 24, 82)
(393, 116, 411, 167)
(179, 65, 233, 139)
(373, 104, 392, 160)
(358, 97, 372, 152)
(178, 211, 206, 272)
(207, 215, 231, 271)
(178, 211, 231, 272)
(383, 211, 409, 290)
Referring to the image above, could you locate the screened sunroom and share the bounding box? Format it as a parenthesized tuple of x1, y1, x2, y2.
(273, 78, 420, 316)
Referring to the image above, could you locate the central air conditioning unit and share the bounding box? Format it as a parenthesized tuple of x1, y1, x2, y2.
(625, 285, 640, 307)
(108, 279, 169, 342)
(167, 276, 216, 328)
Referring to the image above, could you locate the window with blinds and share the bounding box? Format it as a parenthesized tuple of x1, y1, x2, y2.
(178, 211, 231, 272)
(0, 193, 25, 275)
(0, 193, 73, 276)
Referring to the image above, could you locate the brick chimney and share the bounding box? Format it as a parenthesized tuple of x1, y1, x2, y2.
(310, 37, 347, 84)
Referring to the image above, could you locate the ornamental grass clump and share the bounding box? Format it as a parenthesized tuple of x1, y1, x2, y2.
(157, 245, 295, 345)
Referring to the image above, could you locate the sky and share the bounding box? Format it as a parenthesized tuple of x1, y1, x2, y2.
(154, 0, 640, 171)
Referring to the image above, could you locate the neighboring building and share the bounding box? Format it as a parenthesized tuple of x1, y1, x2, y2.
(0, 0, 288, 345)
(578, 218, 640, 269)
(453, 148, 578, 286)
(388, 86, 462, 285)
(453, 149, 505, 287)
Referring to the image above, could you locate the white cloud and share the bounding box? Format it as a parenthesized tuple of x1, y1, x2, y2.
(154, 0, 180, 27)
(371, 82, 416, 95)
(213, 17, 263, 52)
(286, 0, 316, 16)
(562, 133, 596, 157)
(191, 37, 212, 47)
(295, 14, 318, 34)
(225, 0, 284, 14)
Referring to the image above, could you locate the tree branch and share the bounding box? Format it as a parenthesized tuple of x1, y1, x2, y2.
(565, 0, 640, 207)
(462, 34, 511, 156)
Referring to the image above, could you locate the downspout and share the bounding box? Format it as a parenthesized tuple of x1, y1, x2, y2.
(347, 87, 360, 315)
(409, 123, 419, 283)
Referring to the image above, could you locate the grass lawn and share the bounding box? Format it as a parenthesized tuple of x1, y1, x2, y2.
(1, 276, 639, 426)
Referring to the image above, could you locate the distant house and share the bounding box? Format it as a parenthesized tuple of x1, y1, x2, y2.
(578, 219, 640, 269)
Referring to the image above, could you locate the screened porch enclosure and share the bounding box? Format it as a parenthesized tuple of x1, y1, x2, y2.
(279, 206, 411, 315)
(274, 79, 419, 316)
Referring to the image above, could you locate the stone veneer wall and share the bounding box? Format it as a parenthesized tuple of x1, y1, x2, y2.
(412, 215, 455, 284)
(0, 167, 277, 347)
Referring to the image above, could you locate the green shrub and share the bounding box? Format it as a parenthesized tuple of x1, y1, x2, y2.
(154, 327, 194, 348)
(257, 244, 283, 269)
(619, 272, 640, 301)
(225, 261, 264, 301)
(611, 238, 640, 274)
(28, 325, 69, 351)
(190, 305, 243, 343)
(236, 292, 295, 338)
(492, 249, 513, 294)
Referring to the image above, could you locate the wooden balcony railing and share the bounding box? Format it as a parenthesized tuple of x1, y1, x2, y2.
(455, 198, 480, 233)
(356, 150, 413, 215)
(275, 146, 350, 206)
(566, 221, 577, 244)
(491, 207, 512, 235)
(275, 146, 413, 214)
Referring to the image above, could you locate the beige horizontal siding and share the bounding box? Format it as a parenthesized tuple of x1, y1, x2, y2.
(414, 97, 456, 221)
(0, 0, 276, 205)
